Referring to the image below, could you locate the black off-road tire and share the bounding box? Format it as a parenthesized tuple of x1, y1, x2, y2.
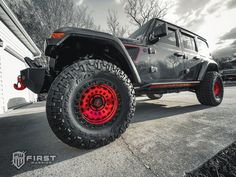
(196, 71, 224, 106)
(46, 60, 136, 149)
(146, 93, 163, 100)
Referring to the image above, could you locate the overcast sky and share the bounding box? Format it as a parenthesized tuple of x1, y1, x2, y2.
(79, 0, 236, 57)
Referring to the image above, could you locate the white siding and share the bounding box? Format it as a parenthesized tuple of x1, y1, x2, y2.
(0, 20, 34, 58)
(0, 20, 37, 112)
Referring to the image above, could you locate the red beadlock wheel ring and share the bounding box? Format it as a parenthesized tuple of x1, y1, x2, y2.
(214, 80, 220, 97)
(78, 83, 118, 125)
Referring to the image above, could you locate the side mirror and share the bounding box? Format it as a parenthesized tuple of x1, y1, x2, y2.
(149, 23, 168, 43)
(154, 23, 168, 37)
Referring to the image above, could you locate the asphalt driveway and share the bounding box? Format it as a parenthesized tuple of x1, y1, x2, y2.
(0, 86, 235, 177)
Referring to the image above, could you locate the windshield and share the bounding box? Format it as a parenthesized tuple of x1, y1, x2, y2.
(129, 20, 152, 40)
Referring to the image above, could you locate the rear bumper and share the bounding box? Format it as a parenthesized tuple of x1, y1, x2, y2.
(21, 68, 49, 94)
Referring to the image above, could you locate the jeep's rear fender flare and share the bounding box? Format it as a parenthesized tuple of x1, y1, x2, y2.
(198, 60, 219, 80)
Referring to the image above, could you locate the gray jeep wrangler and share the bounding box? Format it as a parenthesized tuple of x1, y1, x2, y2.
(15, 18, 224, 149)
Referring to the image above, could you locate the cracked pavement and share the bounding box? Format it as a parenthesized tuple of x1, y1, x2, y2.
(0, 86, 235, 177)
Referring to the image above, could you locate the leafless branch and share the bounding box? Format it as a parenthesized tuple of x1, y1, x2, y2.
(106, 9, 128, 37)
(5, 0, 100, 50)
(123, 0, 170, 27)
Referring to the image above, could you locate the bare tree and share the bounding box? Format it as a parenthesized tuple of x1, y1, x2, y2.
(33, 0, 100, 33)
(32, 0, 75, 33)
(5, 0, 100, 50)
(123, 0, 169, 27)
(73, 6, 100, 30)
(6, 0, 100, 66)
(106, 9, 127, 37)
(6, 0, 44, 49)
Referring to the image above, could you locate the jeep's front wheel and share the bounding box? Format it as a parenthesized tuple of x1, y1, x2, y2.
(196, 71, 224, 106)
(46, 60, 136, 149)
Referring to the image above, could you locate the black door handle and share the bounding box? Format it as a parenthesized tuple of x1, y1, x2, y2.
(174, 52, 184, 57)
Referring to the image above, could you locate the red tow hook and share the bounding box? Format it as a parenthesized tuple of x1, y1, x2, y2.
(13, 76, 26, 90)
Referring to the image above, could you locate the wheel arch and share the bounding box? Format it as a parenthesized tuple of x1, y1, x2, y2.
(198, 60, 219, 80)
(52, 35, 141, 85)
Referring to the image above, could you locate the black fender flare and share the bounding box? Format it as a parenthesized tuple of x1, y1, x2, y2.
(45, 28, 142, 84)
(198, 60, 219, 80)
(109, 37, 142, 84)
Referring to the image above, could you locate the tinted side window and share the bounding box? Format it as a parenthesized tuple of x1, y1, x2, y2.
(181, 33, 196, 51)
(197, 39, 209, 56)
(160, 28, 177, 46)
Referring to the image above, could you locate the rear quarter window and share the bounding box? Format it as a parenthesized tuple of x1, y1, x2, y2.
(197, 39, 210, 57)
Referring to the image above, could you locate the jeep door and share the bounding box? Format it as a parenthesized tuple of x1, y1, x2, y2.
(179, 31, 203, 81)
(148, 24, 186, 82)
(196, 37, 212, 71)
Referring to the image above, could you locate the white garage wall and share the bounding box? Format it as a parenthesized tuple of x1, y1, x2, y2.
(0, 20, 34, 58)
(1, 51, 33, 109)
(0, 20, 37, 112)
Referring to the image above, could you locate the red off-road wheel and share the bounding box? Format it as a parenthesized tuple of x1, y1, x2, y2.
(196, 71, 224, 106)
(78, 83, 118, 125)
(46, 60, 135, 149)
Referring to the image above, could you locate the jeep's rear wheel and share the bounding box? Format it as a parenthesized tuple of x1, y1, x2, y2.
(146, 93, 163, 100)
(46, 60, 136, 149)
(196, 71, 224, 106)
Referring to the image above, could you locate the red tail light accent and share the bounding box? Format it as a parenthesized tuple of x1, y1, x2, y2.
(124, 44, 140, 61)
(13, 76, 26, 91)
